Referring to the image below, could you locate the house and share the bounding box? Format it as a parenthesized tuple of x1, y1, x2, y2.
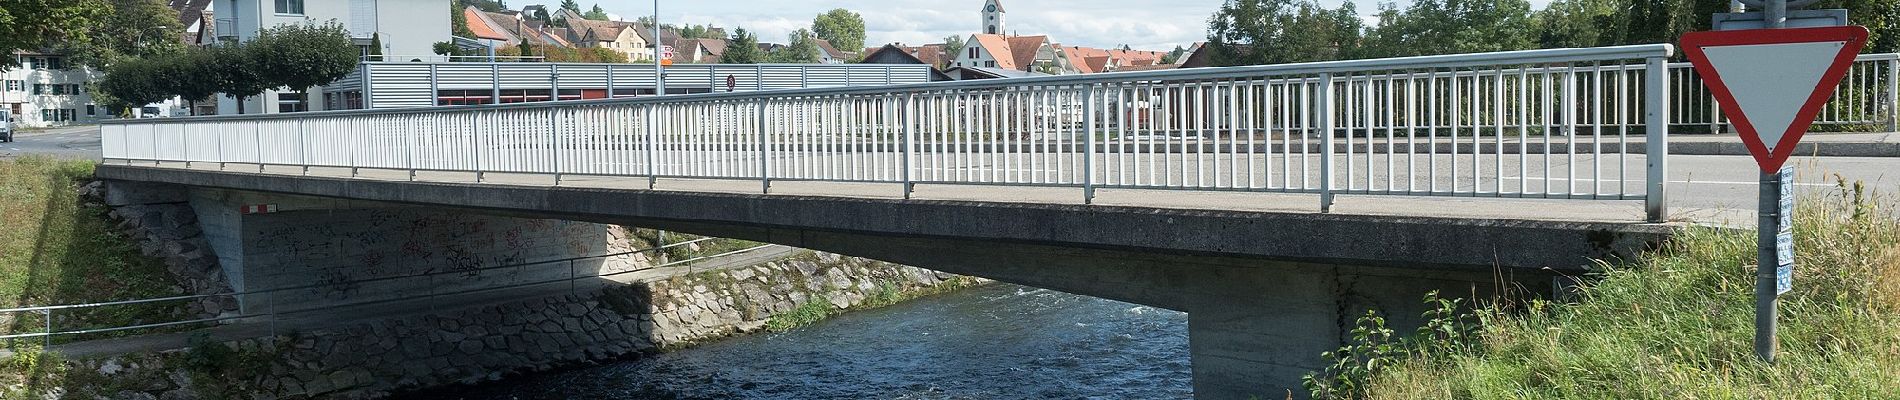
(671, 38, 726, 64)
(556, 8, 666, 61)
(170, 0, 219, 47)
(214, 0, 450, 114)
(859, 44, 953, 81)
(950, 34, 1054, 73)
(1, 53, 105, 127)
(812, 39, 854, 64)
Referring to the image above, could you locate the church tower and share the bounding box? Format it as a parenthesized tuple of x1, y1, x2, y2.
(982, 0, 1006, 35)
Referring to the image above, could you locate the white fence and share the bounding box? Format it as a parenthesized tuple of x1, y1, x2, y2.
(1669, 53, 1899, 130)
(106, 45, 1677, 222)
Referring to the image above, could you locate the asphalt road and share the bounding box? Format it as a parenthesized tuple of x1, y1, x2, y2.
(1, 125, 103, 159)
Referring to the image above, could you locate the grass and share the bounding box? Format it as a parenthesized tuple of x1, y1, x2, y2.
(0, 156, 185, 345)
(1342, 177, 1900, 399)
(761, 276, 982, 332)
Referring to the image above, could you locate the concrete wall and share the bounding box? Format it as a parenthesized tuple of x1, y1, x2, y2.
(184, 188, 640, 313)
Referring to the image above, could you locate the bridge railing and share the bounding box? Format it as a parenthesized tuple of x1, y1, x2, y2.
(1669, 53, 1900, 130)
(103, 44, 1676, 222)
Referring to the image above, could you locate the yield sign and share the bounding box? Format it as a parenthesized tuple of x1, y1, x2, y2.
(1681, 26, 1869, 173)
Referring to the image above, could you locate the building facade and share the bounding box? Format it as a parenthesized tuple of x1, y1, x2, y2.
(2, 54, 105, 127)
(215, 0, 450, 115)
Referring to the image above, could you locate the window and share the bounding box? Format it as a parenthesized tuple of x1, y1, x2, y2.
(86, 105, 96, 116)
(32, 84, 46, 95)
(40, 109, 76, 122)
(969, 48, 978, 58)
(43, 57, 62, 70)
(985, 60, 996, 68)
(276, 0, 305, 15)
(4, 80, 20, 91)
(277, 93, 307, 113)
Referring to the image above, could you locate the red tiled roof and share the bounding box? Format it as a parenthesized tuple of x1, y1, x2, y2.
(1005, 35, 1047, 72)
(464, 7, 512, 41)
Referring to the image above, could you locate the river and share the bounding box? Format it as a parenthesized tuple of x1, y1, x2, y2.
(407, 283, 1192, 399)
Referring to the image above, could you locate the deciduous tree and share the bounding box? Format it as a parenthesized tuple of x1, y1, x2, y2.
(249, 22, 359, 110)
(812, 9, 866, 54)
(769, 29, 821, 63)
(0, 0, 109, 70)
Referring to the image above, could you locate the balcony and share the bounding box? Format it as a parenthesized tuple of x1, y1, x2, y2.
(214, 18, 237, 40)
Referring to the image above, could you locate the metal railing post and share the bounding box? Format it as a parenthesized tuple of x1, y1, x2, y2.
(902, 93, 915, 199)
(406, 116, 417, 181)
(553, 109, 564, 186)
(475, 111, 486, 183)
(299, 119, 309, 176)
(256, 122, 264, 173)
(1888, 58, 1898, 132)
(1082, 85, 1097, 204)
(42, 309, 51, 348)
(646, 105, 658, 189)
(1645, 56, 1670, 222)
(1318, 73, 1336, 212)
(758, 99, 770, 193)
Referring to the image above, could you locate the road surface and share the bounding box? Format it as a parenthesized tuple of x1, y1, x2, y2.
(0, 125, 103, 159)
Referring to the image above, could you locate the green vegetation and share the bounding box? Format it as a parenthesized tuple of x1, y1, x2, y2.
(1307, 178, 1900, 398)
(720, 28, 765, 64)
(812, 9, 867, 56)
(1205, 0, 1900, 67)
(0, 157, 185, 344)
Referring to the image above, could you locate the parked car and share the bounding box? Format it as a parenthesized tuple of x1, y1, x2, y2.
(0, 112, 13, 143)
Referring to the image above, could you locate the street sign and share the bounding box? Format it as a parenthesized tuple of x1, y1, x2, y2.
(661, 45, 676, 60)
(1777, 264, 1793, 295)
(1680, 26, 1868, 173)
(726, 75, 737, 92)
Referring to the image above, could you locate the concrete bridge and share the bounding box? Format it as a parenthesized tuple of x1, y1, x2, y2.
(98, 45, 1687, 398)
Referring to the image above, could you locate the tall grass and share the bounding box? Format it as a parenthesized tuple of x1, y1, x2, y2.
(1358, 177, 1900, 398)
(0, 156, 184, 344)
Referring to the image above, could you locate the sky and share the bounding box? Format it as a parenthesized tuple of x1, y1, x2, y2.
(552, 0, 1562, 52)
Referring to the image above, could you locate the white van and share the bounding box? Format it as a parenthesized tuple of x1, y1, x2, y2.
(0, 112, 13, 143)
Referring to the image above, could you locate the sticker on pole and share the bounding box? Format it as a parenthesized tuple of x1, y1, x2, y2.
(1680, 26, 1868, 173)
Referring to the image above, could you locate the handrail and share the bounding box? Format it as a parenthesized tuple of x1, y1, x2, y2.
(100, 44, 1675, 125)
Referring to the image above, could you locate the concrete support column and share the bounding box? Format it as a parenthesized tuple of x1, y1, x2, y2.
(1184, 265, 1338, 400)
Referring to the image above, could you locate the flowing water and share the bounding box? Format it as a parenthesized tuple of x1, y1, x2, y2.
(409, 283, 1193, 399)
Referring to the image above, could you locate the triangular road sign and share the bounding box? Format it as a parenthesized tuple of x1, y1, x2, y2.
(1681, 26, 1868, 173)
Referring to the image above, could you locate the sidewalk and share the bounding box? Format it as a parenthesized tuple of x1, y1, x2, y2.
(1669, 132, 1900, 157)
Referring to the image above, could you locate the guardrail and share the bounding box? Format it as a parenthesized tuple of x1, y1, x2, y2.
(104, 44, 1676, 222)
(0, 236, 779, 346)
(1669, 53, 1899, 130)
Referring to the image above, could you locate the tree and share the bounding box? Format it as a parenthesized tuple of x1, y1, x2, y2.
(1205, 0, 1363, 66)
(584, 4, 610, 20)
(465, 0, 507, 12)
(721, 27, 763, 63)
(1161, 45, 1187, 64)
(559, 0, 581, 12)
(249, 22, 359, 111)
(451, 0, 476, 38)
(942, 35, 966, 66)
(532, 8, 553, 24)
(209, 43, 268, 114)
(0, 0, 109, 70)
(679, 24, 726, 40)
(95, 58, 167, 116)
(161, 48, 221, 115)
(69, 0, 184, 68)
(812, 9, 866, 54)
(769, 29, 821, 63)
(367, 33, 384, 61)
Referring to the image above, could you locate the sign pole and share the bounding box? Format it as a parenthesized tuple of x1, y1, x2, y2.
(1687, 0, 1864, 366)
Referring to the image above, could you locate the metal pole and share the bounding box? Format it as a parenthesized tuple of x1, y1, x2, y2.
(1318, 73, 1336, 212)
(1755, 0, 1788, 363)
(1756, 169, 1783, 363)
(1645, 56, 1670, 222)
(653, 0, 665, 98)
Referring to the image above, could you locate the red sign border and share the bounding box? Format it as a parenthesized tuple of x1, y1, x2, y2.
(1680, 26, 1868, 173)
